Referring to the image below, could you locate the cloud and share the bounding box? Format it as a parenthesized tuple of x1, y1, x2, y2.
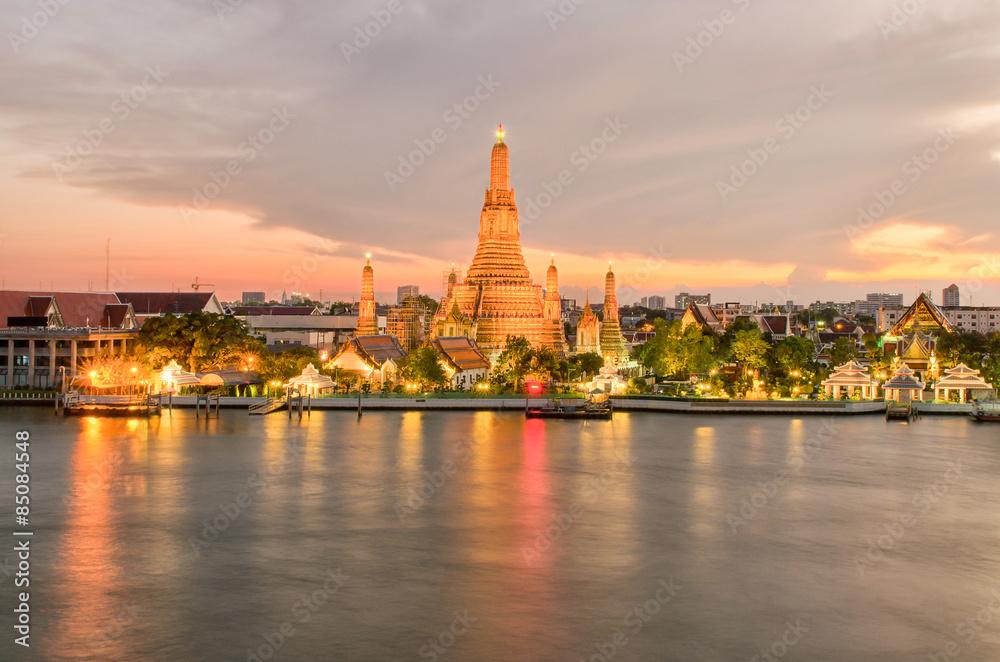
(1, 0, 1000, 300)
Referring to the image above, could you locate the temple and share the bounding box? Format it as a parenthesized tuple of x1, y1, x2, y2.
(599, 264, 629, 363)
(432, 127, 568, 359)
(355, 255, 378, 336)
(880, 293, 953, 382)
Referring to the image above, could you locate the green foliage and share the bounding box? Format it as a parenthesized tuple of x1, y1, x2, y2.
(829, 337, 858, 366)
(640, 319, 716, 379)
(773, 336, 815, 371)
(137, 312, 259, 372)
(575, 351, 605, 376)
(257, 346, 323, 385)
(415, 295, 440, 316)
(730, 329, 769, 375)
(492, 335, 558, 391)
(400, 345, 448, 389)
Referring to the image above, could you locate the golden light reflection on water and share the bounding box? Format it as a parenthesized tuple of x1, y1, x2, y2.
(50, 417, 128, 660)
(689, 425, 720, 541)
(397, 411, 424, 484)
(693, 426, 715, 466)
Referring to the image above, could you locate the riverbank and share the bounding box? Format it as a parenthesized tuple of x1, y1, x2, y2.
(0, 394, 977, 415)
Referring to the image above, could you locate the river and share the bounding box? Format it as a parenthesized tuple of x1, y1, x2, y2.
(0, 408, 998, 661)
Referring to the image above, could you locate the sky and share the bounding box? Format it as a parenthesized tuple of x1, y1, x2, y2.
(1, 0, 999, 307)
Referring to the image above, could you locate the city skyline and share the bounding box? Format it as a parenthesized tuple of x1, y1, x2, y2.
(2, 2, 1000, 305)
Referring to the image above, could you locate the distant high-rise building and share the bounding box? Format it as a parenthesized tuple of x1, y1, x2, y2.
(943, 284, 960, 307)
(242, 291, 265, 305)
(397, 285, 419, 305)
(675, 292, 710, 309)
(854, 292, 904, 316)
(640, 295, 666, 309)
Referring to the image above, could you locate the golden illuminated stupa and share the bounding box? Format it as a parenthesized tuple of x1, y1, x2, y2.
(355, 255, 378, 336)
(432, 127, 567, 358)
(599, 264, 629, 363)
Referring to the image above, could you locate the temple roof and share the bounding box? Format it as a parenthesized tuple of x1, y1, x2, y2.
(935, 363, 992, 389)
(432, 336, 491, 372)
(886, 293, 954, 337)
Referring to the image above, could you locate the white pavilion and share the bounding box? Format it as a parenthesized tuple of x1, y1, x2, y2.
(932, 364, 993, 403)
(883, 363, 925, 403)
(821, 360, 880, 400)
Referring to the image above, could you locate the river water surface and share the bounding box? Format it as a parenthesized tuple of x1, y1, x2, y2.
(0, 408, 998, 661)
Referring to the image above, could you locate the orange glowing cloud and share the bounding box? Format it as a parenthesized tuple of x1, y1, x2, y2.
(828, 222, 1000, 283)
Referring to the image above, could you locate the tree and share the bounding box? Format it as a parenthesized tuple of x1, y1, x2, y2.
(400, 346, 447, 389)
(415, 295, 440, 316)
(257, 346, 322, 385)
(492, 335, 556, 391)
(575, 351, 605, 376)
(829, 337, 858, 367)
(641, 319, 716, 379)
(730, 329, 770, 377)
(773, 337, 815, 372)
(936, 330, 989, 369)
(137, 312, 258, 373)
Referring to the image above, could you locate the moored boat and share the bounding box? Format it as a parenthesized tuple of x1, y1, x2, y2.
(969, 400, 1000, 422)
(526, 396, 612, 420)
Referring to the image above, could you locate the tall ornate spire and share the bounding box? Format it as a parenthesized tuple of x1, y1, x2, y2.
(544, 254, 561, 322)
(356, 254, 378, 336)
(600, 263, 628, 362)
(603, 262, 619, 322)
(490, 124, 509, 193)
(467, 128, 530, 284)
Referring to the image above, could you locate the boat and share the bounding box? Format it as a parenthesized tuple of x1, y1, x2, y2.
(969, 400, 1000, 422)
(526, 395, 612, 420)
(61, 392, 164, 418)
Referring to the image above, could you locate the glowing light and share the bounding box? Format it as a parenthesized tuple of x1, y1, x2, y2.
(497, 124, 504, 141)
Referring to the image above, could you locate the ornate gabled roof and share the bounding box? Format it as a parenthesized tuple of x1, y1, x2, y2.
(901, 332, 933, 360)
(432, 336, 490, 372)
(935, 363, 992, 389)
(822, 360, 879, 386)
(682, 303, 721, 330)
(886, 293, 953, 337)
(884, 363, 925, 389)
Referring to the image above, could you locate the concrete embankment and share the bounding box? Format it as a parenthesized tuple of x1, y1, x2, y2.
(0, 395, 975, 416)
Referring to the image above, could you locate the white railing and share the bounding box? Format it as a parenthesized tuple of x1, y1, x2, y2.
(249, 397, 285, 415)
